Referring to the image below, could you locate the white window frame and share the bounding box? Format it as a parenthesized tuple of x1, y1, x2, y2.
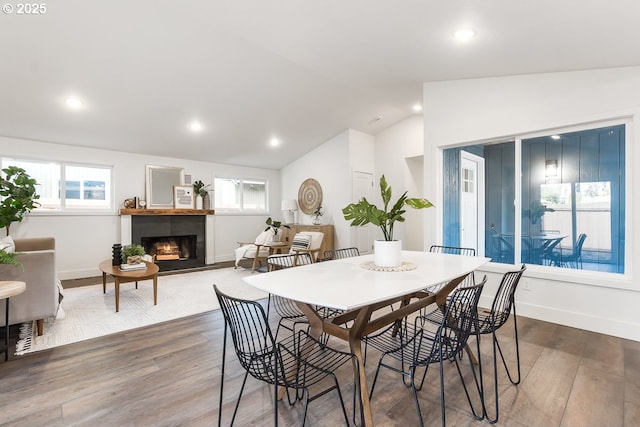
(214, 176, 269, 214)
(439, 117, 632, 290)
(1, 157, 115, 214)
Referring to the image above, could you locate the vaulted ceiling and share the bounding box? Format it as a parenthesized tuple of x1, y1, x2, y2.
(2, 1, 640, 169)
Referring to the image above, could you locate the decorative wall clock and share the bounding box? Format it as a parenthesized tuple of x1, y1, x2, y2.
(297, 178, 323, 214)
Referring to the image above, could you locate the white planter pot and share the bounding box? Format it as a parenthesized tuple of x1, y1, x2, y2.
(374, 240, 402, 267)
(268, 230, 281, 243)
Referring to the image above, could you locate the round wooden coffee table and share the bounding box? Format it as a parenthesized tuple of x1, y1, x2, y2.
(99, 260, 159, 312)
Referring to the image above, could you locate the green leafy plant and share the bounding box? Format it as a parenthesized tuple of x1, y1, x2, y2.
(122, 244, 145, 262)
(264, 217, 291, 235)
(342, 174, 434, 241)
(0, 166, 40, 235)
(0, 248, 21, 268)
(193, 180, 211, 197)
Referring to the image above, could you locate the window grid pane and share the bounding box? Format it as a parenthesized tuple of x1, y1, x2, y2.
(443, 123, 625, 275)
(1, 158, 112, 211)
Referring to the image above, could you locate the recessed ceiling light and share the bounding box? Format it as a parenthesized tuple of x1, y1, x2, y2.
(188, 120, 203, 133)
(454, 28, 476, 42)
(65, 97, 83, 109)
(412, 103, 423, 112)
(269, 137, 280, 147)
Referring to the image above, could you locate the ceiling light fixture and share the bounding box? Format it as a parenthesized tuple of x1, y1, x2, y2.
(454, 28, 476, 42)
(412, 103, 423, 112)
(189, 121, 203, 133)
(270, 137, 280, 147)
(65, 97, 83, 109)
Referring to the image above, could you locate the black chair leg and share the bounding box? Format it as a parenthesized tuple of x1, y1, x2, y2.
(218, 324, 227, 427)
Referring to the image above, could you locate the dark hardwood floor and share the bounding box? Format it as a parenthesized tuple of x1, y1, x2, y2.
(1, 298, 639, 426)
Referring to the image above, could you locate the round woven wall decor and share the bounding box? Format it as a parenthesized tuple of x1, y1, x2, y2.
(297, 178, 323, 214)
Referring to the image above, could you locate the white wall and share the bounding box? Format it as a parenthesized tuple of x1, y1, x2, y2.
(374, 115, 429, 249)
(0, 136, 281, 279)
(280, 130, 354, 248)
(423, 66, 640, 341)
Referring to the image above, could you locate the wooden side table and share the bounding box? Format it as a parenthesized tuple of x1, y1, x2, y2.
(0, 281, 26, 361)
(98, 260, 159, 312)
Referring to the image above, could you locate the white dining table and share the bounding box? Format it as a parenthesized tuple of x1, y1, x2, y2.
(243, 250, 490, 427)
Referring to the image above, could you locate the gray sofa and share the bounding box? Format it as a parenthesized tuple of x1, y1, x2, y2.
(0, 237, 60, 336)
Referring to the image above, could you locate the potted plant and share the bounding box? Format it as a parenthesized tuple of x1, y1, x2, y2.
(193, 180, 211, 209)
(342, 174, 434, 267)
(122, 244, 146, 264)
(312, 205, 324, 225)
(0, 248, 21, 268)
(0, 166, 40, 235)
(264, 217, 290, 242)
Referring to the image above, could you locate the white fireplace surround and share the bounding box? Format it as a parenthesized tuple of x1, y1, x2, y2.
(120, 213, 215, 266)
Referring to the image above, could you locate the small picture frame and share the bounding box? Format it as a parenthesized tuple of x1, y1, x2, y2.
(173, 185, 194, 208)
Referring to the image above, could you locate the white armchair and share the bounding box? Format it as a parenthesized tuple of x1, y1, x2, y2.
(235, 230, 274, 272)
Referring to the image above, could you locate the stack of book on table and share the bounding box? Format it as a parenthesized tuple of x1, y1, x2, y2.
(119, 263, 146, 271)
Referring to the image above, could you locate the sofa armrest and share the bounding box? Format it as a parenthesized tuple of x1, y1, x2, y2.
(0, 243, 58, 329)
(14, 237, 55, 252)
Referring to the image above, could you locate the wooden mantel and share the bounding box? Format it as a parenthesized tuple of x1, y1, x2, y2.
(119, 208, 215, 216)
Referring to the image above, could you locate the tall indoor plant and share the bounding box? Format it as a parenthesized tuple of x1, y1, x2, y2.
(0, 166, 40, 235)
(342, 175, 433, 266)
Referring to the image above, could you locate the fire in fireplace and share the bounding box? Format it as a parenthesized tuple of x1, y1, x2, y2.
(141, 235, 197, 262)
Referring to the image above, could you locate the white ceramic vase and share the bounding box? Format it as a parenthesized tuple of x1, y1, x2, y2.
(374, 240, 402, 267)
(195, 195, 203, 209)
(268, 229, 281, 243)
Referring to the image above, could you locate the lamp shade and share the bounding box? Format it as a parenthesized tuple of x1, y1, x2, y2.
(281, 199, 298, 211)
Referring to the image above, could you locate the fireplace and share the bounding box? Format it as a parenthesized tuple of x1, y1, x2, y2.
(131, 215, 206, 271)
(141, 235, 197, 261)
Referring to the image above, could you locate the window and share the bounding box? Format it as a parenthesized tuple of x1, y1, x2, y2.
(214, 177, 267, 212)
(443, 122, 626, 274)
(1, 158, 113, 211)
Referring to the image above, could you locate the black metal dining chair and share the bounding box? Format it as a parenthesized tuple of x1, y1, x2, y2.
(367, 282, 485, 427)
(214, 285, 355, 427)
(472, 264, 526, 423)
(424, 245, 477, 294)
(265, 253, 318, 340)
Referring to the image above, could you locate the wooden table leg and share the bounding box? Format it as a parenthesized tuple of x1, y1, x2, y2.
(153, 275, 157, 305)
(115, 278, 120, 312)
(349, 307, 375, 427)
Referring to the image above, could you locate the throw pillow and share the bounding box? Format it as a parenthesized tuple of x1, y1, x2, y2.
(0, 235, 15, 253)
(290, 233, 311, 252)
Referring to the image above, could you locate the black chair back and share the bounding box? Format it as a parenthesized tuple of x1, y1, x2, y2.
(429, 245, 476, 256)
(214, 285, 280, 381)
(267, 252, 313, 270)
(480, 264, 526, 332)
(416, 282, 484, 364)
(323, 247, 360, 260)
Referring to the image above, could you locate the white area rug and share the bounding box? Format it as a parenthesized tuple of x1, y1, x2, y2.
(16, 267, 267, 355)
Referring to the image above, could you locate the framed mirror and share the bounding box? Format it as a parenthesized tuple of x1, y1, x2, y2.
(145, 165, 184, 208)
